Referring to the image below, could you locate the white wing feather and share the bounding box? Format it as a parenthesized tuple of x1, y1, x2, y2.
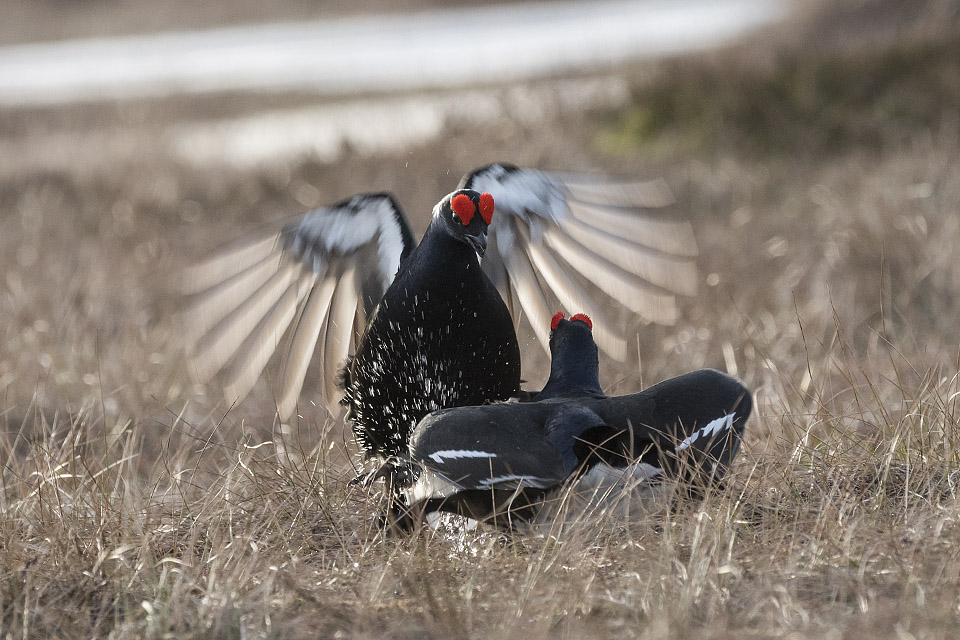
(276, 275, 338, 419)
(465, 165, 699, 360)
(180, 194, 410, 420)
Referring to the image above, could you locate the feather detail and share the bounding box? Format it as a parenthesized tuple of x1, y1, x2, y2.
(189, 261, 302, 382)
(561, 216, 698, 297)
(180, 229, 285, 295)
(515, 223, 627, 361)
(542, 228, 679, 324)
(501, 219, 553, 351)
(276, 275, 338, 420)
(561, 176, 676, 209)
(566, 199, 696, 257)
(324, 262, 359, 404)
(222, 270, 315, 404)
(181, 251, 284, 347)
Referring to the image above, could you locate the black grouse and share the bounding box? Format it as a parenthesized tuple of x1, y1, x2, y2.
(404, 312, 752, 528)
(180, 164, 700, 487)
(340, 190, 519, 466)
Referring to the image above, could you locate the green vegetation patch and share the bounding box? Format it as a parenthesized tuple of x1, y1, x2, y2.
(602, 35, 960, 159)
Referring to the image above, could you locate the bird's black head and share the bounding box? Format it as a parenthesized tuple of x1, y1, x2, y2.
(549, 312, 598, 364)
(432, 189, 495, 256)
(537, 312, 604, 399)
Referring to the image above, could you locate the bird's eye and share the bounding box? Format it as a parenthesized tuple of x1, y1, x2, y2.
(550, 312, 565, 330)
(451, 194, 476, 225)
(570, 313, 593, 330)
(479, 192, 495, 225)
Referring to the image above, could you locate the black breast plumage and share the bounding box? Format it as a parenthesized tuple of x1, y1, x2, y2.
(343, 223, 520, 462)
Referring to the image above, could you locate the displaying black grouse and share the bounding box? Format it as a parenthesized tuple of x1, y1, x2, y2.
(341, 190, 519, 463)
(180, 164, 699, 484)
(404, 312, 752, 527)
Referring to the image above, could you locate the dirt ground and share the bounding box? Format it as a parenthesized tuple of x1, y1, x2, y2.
(3, 1, 960, 638)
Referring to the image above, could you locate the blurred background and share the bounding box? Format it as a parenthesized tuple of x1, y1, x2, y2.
(1, 0, 959, 450)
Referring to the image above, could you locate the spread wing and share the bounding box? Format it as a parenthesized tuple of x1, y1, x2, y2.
(179, 192, 415, 419)
(461, 164, 699, 361)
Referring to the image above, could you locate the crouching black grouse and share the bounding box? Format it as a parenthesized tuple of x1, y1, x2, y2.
(403, 312, 752, 528)
(180, 164, 699, 490)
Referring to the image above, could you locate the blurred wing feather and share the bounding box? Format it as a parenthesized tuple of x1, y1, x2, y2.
(180, 193, 412, 420)
(566, 199, 697, 258)
(500, 220, 553, 350)
(276, 275, 338, 419)
(189, 261, 301, 382)
(181, 253, 284, 347)
(324, 262, 360, 403)
(482, 229, 514, 317)
(179, 230, 285, 295)
(560, 175, 676, 209)
(516, 223, 627, 361)
(542, 228, 678, 325)
(465, 164, 699, 359)
(222, 271, 314, 404)
(560, 216, 699, 297)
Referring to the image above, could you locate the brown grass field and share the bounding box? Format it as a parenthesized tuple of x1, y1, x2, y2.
(3, 1, 960, 637)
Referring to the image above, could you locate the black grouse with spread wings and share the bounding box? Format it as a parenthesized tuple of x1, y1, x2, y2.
(180, 164, 699, 479)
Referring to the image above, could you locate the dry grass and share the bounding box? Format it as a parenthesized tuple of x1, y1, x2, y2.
(4, 1, 960, 638)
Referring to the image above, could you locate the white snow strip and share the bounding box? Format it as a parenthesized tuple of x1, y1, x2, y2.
(428, 449, 498, 464)
(169, 78, 628, 168)
(676, 413, 735, 451)
(0, 0, 789, 104)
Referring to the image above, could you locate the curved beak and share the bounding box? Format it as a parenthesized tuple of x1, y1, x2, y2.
(466, 231, 487, 256)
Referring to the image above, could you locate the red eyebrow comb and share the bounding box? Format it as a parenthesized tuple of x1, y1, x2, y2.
(451, 194, 476, 225)
(550, 312, 565, 330)
(570, 313, 592, 329)
(478, 192, 495, 225)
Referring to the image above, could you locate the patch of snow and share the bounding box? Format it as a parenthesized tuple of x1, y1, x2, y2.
(0, 0, 789, 104)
